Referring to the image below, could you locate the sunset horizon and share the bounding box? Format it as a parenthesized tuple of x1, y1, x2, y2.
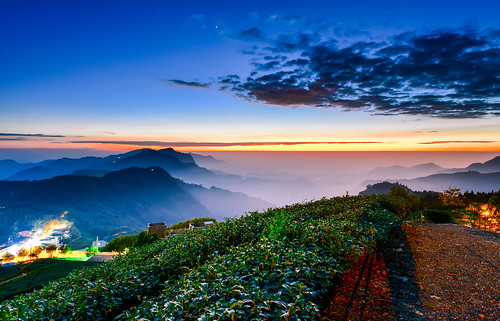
(2, 0, 499, 158)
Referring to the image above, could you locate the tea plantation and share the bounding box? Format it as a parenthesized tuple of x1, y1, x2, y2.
(0, 195, 400, 320)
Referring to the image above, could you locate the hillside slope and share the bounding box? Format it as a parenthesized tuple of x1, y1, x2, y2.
(0, 167, 270, 244)
(0, 195, 399, 320)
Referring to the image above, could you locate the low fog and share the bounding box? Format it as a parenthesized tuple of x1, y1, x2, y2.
(191, 151, 500, 206)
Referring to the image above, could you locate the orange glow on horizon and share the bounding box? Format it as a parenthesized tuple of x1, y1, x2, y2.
(79, 142, 500, 153)
(2, 140, 500, 153)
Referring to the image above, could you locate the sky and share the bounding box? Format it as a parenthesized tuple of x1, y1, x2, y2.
(1, 0, 500, 160)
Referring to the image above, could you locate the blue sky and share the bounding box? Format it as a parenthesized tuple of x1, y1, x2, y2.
(1, 0, 499, 155)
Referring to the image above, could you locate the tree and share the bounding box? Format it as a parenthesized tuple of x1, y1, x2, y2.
(440, 187, 466, 208)
(385, 184, 420, 217)
(46, 244, 57, 258)
(59, 244, 72, 256)
(100, 235, 137, 252)
(2, 252, 15, 263)
(17, 248, 29, 261)
(133, 231, 160, 247)
(487, 196, 499, 216)
(439, 187, 466, 221)
(30, 246, 44, 260)
(85, 246, 99, 257)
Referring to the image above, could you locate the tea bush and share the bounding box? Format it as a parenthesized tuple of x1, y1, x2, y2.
(0, 195, 399, 320)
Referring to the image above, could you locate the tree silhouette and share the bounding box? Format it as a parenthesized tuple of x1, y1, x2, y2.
(30, 246, 44, 260)
(487, 196, 499, 216)
(17, 248, 29, 261)
(46, 244, 57, 258)
(440, 187, 465, 208)
(58, 244, 72, 255)
(2, 252, 15, 263)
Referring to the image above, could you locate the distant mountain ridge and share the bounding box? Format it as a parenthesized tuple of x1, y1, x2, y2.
(398, 171, 500, 193)
(1, 148, 318, 205)
(361, 170, 500, 194)
(0, 159, 36, 179)
(4, 149, 499, 207)
(362, 155, 500, 193)
(465, 156, 500, 173)
(367, 162, 444, 180)
(0, 166, 271, 246)
(4, 148, 202, 181)
(359, 182, 413, 195)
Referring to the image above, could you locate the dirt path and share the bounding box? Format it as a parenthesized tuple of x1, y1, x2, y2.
(323, 223, 500, 320)
(87, 252, 120, 262)
(404, 223, 500, 320)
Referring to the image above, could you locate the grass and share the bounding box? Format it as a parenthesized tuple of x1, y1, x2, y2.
(0, 258, 100, 301)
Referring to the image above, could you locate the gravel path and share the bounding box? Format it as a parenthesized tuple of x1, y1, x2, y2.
(87, 252, 120, 262)
(404, 223, 500, 320)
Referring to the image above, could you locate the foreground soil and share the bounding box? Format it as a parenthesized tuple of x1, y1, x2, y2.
(405, 223, 500, 320)
(323, 223, 500, 320)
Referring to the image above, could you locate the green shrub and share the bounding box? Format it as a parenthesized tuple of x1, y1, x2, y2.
(100, 235, 138, 252)
(85, 246, 99, 257)
(381, 185, 420, 218)
(132, 231, 160, 247)
(58, 244, 72, 255)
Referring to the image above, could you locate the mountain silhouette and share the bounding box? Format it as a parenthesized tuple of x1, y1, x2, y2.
(399, 171, 500, 192)
(7, 165, 59, 181)
(0, 160, 36, 179)
(5, 148, 207, 181)
(367, 162, 444, 180)
(362, 170, 500, 194)
(3, 148, 316, 205)
(358, 182, 414, 195)
(465, 156, 500, 173)
(0, 167, 270, 246)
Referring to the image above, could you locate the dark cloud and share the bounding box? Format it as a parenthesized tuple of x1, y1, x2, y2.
(252, 60, 282, 71)
(237, 27, 267, 41)
(269, 33, 320, 53)
(0, 137, 27, 141)
(0, 133, 64, 138)
(283, 58, 309, 67)
(72, 141, 387, 148)
(165, 79, 210, 89)
(219, 28, 500, 118)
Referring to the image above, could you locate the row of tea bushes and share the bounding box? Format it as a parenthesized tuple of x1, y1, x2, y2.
(122, 206, 397, 320)
(0, 195, 399, 320)
(0, 215, 270, 320)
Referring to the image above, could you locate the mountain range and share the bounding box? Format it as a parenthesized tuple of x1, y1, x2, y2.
(1, 147, 319, 247)
(2, 148, 206, 181)
(1, 148, 319, 206)
(361, 156, 500, 193)
(0, 166, 270, 247)
(367, 162, 445, 180)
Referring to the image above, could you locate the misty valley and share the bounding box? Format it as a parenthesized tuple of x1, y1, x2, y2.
(1, 148, 500, 250)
